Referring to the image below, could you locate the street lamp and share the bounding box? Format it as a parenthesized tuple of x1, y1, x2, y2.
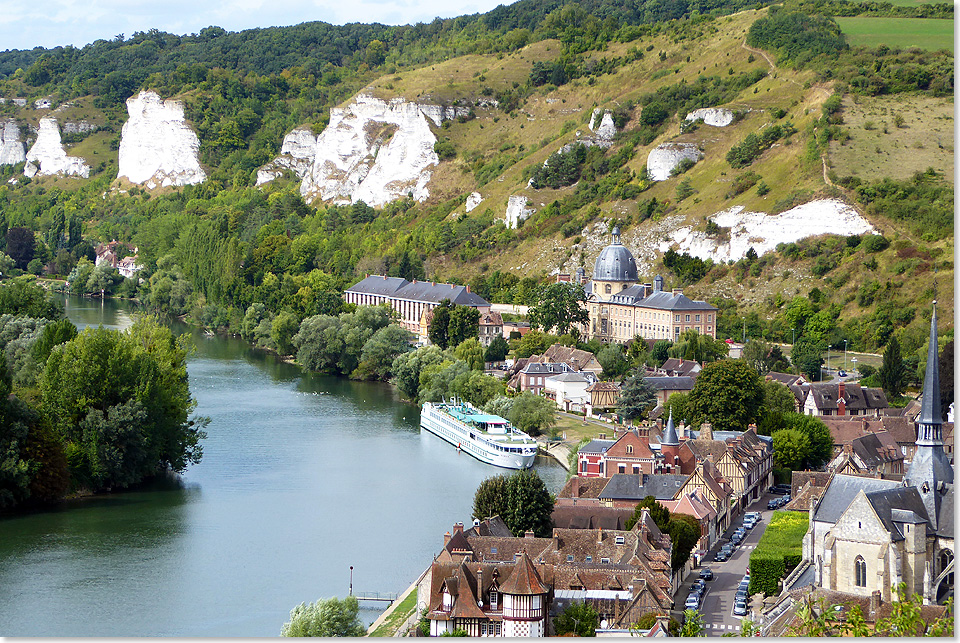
(843, 340, 848, 373)
(349, 566, 354, 596)
(851, 357, 858, 375)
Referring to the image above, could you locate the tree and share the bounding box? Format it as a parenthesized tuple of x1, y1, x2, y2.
(271, 310, 300, 356)
(40, 318, 206, 491)
(32, 318, 78, 366)
(0, 278, 64, 319)
(554, 601, 598, 637)
(617, 370, 658, 420)
(508, 391, 557, 437)
(473, 474, 509, 522)
(688, 359, 764, 431)
(5, 227, 35, 270)
(878, 335, 907, 399)
(472, 469, 554, 537)
(761, 380, 797, 417)
(428, 300, 453, 349)
(454, 337, 484, 371)
(280, 595, 365, 637)
(597, 343, 630, 380)
(483, 334, 509, 363)
(625, 495, 670, 531)
(678, 609, 704, 637)
(356, 324, 413, 381)
(791, 335, 826, 381)
(527, 282, 588, 338)
(651, 340, 672, 366)
(743, 339, 789, 374)
(503, 469, 554, 537)
(391, 345, 444, 401)
(448, 305, 480, 348)
(664, 392, 691, 425)
(516, 329, 556, 358)
(666, 513, 701, 572)
(771, 429, 809, 470)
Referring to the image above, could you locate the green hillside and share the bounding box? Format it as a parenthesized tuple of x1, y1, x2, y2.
(0, 0, 952, 382)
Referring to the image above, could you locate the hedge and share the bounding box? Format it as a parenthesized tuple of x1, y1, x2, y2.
(749, 510, 808, 596)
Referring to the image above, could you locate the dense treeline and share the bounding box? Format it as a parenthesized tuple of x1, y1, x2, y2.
(0, 279, 205, 511)
(784, 0, 952, 19)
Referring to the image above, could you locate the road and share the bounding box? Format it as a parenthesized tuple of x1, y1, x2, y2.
(674, 492, 782, 636)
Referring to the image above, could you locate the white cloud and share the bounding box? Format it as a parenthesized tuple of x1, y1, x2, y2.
(0, 0, 516, 50)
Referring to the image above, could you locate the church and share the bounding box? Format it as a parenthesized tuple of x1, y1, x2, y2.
(580, 228, 718, 344)
(802, 301, 954, 604)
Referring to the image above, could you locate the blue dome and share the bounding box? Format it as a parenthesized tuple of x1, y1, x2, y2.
(593, 229, 638, 282)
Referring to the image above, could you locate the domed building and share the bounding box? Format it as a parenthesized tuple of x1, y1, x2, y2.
(583, 229, 718, 344)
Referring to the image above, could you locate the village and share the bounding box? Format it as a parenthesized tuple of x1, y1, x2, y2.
(346, 231, 954, 637)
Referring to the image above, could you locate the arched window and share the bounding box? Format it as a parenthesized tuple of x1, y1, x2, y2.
(604, 284, 612, 294)
(855, 556, 867, 587)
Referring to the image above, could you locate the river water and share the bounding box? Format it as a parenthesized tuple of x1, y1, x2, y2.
(0, 297, 566, 636)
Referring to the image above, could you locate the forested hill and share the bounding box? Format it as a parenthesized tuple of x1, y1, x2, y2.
(0, 0, 772, 101)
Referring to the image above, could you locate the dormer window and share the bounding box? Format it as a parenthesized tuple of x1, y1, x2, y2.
(601, 557, 610, 564)
(586, 555, 593, 563)
(615, 535, 625, 545)
(627, 445, 634, 455)
(489, 590, 499, 610)
(567, 555, 575, 562)
(491, 547, 497, 555)
(605, 284, 612, 294)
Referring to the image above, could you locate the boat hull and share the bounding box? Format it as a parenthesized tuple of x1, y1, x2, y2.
(420, 406, 537, 470)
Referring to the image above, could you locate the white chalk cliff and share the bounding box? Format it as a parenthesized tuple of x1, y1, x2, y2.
(684, 108, 735, 127)
(118, 91, 206, 189)
(261, 94, 468, 207)
(589, 109, 617, 143)
(647, 143, 702, 181)
(661, 200, 877, 262)
(0, 120, 25, 166)
(256, 128, 317, 185)
(24, 117, 89, 178)
(504, 195, 534, 229)
(465, 192, 483, 213)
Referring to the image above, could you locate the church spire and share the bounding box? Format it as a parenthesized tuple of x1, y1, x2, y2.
(661, 409, 679, 446)
(904, 299, 952, 531)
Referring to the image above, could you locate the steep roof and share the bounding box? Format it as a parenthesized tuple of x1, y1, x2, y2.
(851, 431, 903, 469)
(579, 439, 616, 455)
(812, 474, 901, 524)
(498, 551, 549, 595)
(862, 486, 931, 541)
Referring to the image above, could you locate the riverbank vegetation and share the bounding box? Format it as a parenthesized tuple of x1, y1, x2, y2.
(0, 278, 206, 511)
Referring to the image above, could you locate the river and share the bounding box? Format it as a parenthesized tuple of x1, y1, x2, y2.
(0, 297, 566, 636)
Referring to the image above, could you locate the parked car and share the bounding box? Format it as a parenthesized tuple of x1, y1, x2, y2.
(685, 593, 700, 610)
(782, 494, 792, 504)
(743, 518, 756, 530)
(739, 580, 751, 594)
(731, 533, 744, 545)
(693, 579, 706, 594)
(767, 499, 779, 510)
(734, 600, 748, 616)
(699, 568, 714, 581)
(715, 549, 730, 562)
(838, 370, 847, 377)
(735, 590, 748, 604)
(746, 512, 762, 522)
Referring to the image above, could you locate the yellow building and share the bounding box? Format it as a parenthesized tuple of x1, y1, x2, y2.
(584, 229, 718, 343)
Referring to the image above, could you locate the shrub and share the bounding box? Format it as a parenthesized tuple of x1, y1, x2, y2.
(749, 510, 807, 596)
(861, 234, 890, 253)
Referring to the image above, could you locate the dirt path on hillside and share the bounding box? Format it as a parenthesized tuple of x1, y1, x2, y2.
(822, 156, 833, 186)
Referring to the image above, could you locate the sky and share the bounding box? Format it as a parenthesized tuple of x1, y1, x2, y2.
(1, 0, 514, 52)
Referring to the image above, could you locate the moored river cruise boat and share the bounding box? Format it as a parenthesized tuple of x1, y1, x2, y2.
(420, 400, 538, 469)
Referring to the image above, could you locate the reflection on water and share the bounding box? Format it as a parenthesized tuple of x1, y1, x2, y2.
(0, 296, 567, 636)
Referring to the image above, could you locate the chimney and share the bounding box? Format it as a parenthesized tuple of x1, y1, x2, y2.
(672, 288, 683, 296)
(444, 531, 452, 547)
(597, 527, 603, 544)
(699, 423, 713, 441)
(466, 285, 471, 293)
(454, 522, 464, 535)
(599, 433, 606, 440)
(382, 274, 387, 279)
(525, 530, 535, 539)
(571, 477, 579, 498)
(844, 443, 853, 454)
(838, 396, 846, 416)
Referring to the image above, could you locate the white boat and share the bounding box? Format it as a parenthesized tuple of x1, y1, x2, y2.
(420, 400, 539, 469)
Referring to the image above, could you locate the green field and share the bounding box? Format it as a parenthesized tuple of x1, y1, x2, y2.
(836, 17, 954, 51)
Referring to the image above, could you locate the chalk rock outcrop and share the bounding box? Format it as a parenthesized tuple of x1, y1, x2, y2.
(118, 91, 206, 189)
(24, 117, 89, 178)
(646, 143, 703, 181)
(466, 192, 483, 213)
(685, 108, 735, 127)
(0, 120, 25, 166)
(662, 200, 877, 262)
(504, 195, 534, 229)
(256, 128, 317, 186)
(284, 94, 468, 206)
(590, 109, 617, 142)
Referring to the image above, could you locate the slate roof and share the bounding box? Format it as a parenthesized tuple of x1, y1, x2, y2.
(543, 344, 603, 372)
(812, 474, 901, 524)
(545, 372, 593, 384)
(660, 359, 702, 377)
(802, 382, 889, 413)
(579, 439, 616, 455)
(593, 230, 639, 282)
(851, 431, 903, 468)
(644, 376, 696, 391)
(936, 486, 954, 538)
(863, 486, 930, 541)
(345, 275, 491, 307)
(598, 473, 688, 501)
(635, 290, 718, 311)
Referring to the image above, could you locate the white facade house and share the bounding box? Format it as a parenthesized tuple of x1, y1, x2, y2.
(543, 371, 598, 411)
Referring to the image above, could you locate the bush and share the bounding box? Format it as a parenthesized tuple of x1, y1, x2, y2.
(861, 234, 890, 253)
